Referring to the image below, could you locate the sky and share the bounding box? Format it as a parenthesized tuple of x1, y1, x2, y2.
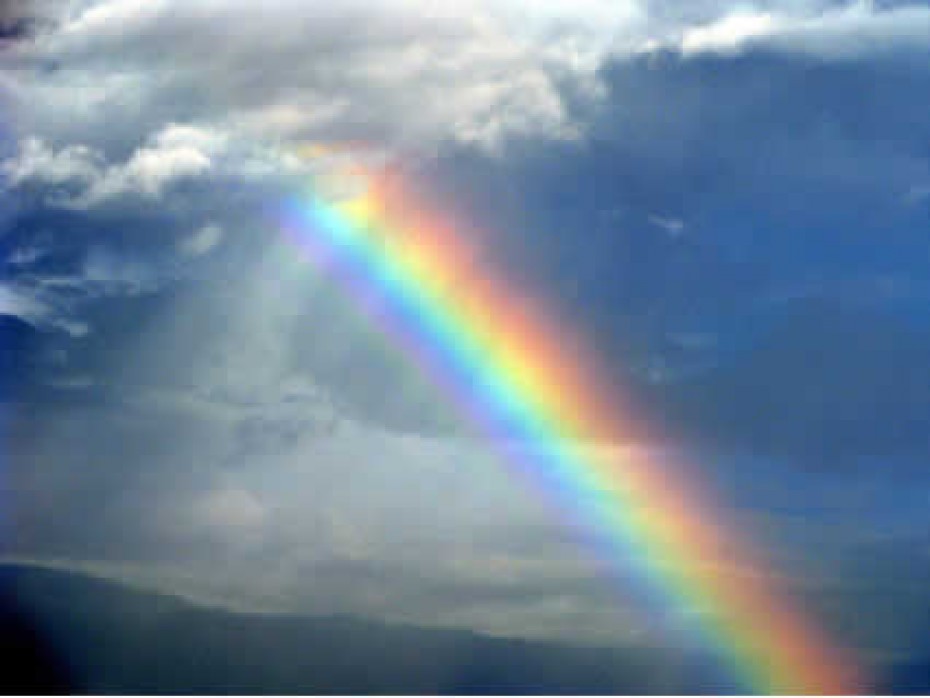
(1, 0, 930, 688)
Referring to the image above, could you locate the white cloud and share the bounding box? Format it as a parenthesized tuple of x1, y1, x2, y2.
(2, 137, 102, 188)
(84, 129, 213, 203)
(10, 0, 930, 163)
(680, 10, 782, 55)
(179, 223, 224, 257)
(672, 3, 930, 59)
(154, 123, 229, 155)
(24, 0, 608, 151)
(60, 0, 169, 39)
(2, 124, 220, 207)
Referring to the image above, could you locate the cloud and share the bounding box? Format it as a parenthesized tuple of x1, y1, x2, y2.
(2, 137, 102, 190)
(671, 3, 930, 59)
(0, 281, 53, 322)
(9, 2, 930, 168)
(91, 132, 212, 201)
(194, 486, 266, 533)
(17, 0, 601, 152)
(0, 281, 88, 335)
(5, 372, 927, 656)
(2, 125, 219, 207)
(0, 230, 671, 644)
(648, 214, 685, 237)
(680, 10, 783, 55)
(2, 382, 656, 644)
(178, 223, 223, 257)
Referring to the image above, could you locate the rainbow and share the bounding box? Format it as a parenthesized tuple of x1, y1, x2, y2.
(280, 162, 864, 694)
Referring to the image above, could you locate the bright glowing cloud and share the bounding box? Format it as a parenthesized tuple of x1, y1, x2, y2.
(680, 11, 782, 56)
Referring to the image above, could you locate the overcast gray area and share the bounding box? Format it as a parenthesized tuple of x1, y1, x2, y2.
(2, 0, 930, 689)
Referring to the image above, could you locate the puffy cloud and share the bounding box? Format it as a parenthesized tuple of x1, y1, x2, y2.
(18, 0, 599, 151)
(2, 125, 220, 207)
(2, 137, 102, 189)
(92, 132, 212, 200)
(8, 1, 930, 163)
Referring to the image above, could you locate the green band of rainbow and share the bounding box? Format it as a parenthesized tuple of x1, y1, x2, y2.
(280, 166, 864, 694)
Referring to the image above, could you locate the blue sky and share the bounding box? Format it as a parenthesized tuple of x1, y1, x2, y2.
(1, 0, 929, 682)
